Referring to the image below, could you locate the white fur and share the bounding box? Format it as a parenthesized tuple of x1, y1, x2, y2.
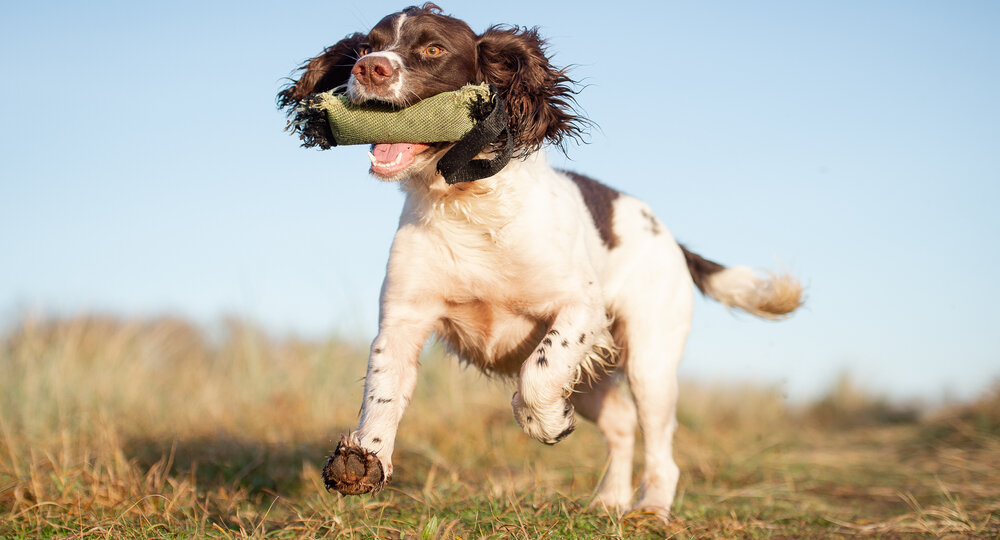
(704, 266, 803, 320)
(389, 13, 407, 49)
(348, 151, 703, 518)
(708, 266, 765, 308)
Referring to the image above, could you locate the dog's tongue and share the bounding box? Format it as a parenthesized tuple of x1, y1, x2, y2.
(369, 142, 429, 176)
(373, 143, 414, 162)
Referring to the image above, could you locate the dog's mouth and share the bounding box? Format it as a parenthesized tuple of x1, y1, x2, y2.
(367, 142, 430, 178)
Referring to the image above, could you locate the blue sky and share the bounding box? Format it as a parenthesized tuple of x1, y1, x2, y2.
(2, 1, 998, 401)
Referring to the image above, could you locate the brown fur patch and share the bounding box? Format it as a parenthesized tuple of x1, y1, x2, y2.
(437, 305, 548, 376)
(609, 313, 628, 366)
(562, 170, 621, 249)
(680, 244, 724, 295)
(443, 299, 494, 342)
(748, 273, 805, 319)
(476, 26, 587, 154)
(641, 208, 662, 235)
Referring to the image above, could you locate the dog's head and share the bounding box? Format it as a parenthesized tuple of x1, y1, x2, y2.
(277, 3, 585, 181)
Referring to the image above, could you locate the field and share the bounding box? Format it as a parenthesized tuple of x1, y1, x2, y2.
(1, 315, 998, 538)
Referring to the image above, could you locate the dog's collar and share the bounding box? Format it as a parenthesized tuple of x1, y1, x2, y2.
(436, 85, 513, 184)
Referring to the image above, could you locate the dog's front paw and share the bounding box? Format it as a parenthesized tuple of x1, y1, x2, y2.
(512, 391, 577, 445)
(322, 435, 387, 495)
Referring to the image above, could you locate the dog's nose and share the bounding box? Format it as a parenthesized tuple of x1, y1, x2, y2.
(352, 56, 394, 87)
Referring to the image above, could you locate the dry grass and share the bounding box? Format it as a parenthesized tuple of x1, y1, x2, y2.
(1, 315, 998, 538)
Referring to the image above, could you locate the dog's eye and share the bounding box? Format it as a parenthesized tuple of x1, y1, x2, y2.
(424, 45, 444, 56)
(358, 45, 371, 56)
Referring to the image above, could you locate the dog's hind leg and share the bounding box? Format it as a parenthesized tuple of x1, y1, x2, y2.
(623, 316, 690, 522)
(572, 372, 636, 512)
(610, 236, 693, 522)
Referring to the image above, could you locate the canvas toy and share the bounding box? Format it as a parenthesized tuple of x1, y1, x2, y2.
(289, 83, 512, 183)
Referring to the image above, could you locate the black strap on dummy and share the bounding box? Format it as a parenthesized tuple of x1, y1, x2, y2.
(437, 86, 513, 184)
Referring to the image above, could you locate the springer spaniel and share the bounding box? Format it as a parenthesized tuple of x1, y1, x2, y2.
(277, 3, 802, 521)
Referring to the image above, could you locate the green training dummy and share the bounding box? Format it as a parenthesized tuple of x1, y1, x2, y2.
(293, 83, 493, 148)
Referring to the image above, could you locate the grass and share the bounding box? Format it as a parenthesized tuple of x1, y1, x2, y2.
(1, 315, 998, 538)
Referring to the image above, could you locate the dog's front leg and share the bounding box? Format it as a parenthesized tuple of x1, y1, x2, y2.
(322, 310, 436, 495)
(512, 301, 611, 445)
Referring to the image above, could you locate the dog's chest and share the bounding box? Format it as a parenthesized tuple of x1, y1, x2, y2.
(437, 296, 548, 376)
(404, 176, 579, 374)
(431, 243, 564, 375)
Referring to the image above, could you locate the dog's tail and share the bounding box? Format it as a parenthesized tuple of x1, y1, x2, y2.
(680, 245, 803, 320)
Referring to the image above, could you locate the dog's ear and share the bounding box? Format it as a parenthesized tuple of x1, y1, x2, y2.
(476, 26, 586, 155)
(277, 32, 367, 113)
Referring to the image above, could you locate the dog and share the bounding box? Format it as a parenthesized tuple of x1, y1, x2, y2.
(277, 2, 802, 520)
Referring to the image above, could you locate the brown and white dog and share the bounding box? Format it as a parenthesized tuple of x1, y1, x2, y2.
(278, 3, 802, 520)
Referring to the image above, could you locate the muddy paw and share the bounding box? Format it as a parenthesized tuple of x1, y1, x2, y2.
(322, 435, 386, 495)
